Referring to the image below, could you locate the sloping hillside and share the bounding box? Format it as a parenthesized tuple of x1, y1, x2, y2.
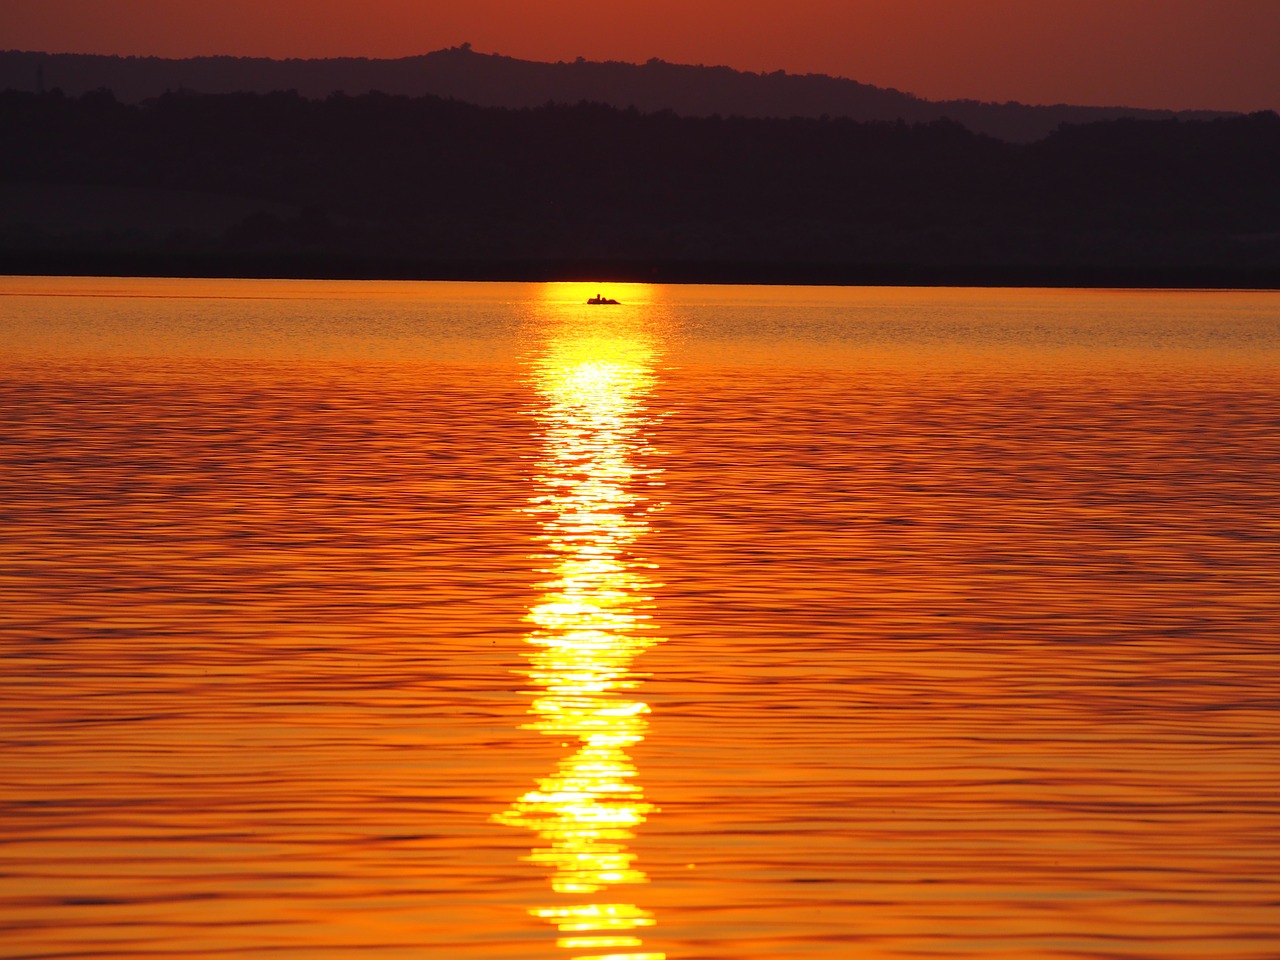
(0, 45, 1234, 142)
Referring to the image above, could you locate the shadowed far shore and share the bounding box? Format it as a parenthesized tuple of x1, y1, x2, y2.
(2, 88, 1278, 289)
(3, 252, 1279, 290)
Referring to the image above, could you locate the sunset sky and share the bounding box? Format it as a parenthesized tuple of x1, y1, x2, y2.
(1, 0, 1277, 113)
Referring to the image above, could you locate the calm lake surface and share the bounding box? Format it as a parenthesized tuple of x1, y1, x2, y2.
(2, 278, 1278, 960)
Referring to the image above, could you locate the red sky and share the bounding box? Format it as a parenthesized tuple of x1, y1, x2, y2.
(2, 0, 1277, 113)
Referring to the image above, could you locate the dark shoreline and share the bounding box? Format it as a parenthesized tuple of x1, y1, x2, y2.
(5, 93, 1278, 293)
(5, 253, 1279, 290)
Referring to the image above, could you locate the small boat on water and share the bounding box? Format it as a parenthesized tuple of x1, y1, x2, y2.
(587, 294, 620, 305)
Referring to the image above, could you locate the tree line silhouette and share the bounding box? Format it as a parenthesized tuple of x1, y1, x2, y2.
(2, 88, 1278, 285)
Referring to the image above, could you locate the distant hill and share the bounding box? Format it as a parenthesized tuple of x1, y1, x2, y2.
(0, 45, 1235, 143)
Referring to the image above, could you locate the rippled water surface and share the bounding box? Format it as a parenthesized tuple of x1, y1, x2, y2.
(2, 278, 1278, 960)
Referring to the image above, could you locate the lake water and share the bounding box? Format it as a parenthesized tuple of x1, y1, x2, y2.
(2, 277, 1277, 960)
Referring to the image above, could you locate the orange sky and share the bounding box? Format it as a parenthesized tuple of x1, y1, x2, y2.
(2, 0, 1277, 112)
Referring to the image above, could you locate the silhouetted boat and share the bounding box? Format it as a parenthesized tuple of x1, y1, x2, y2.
(587, 295, 620, 305)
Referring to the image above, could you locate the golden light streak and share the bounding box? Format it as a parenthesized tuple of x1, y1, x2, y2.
(496, 294, 666, 960)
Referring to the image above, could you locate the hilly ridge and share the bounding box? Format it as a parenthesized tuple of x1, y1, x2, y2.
(0, 45, 1236, 143)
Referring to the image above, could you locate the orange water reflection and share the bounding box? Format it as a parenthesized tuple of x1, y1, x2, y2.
(495, 290, 666, 960)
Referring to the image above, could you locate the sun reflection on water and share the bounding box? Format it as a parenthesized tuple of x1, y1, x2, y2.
(496, 298, 666, 960)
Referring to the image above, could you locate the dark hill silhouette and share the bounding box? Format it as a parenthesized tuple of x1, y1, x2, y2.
(0, 45, 1235, 143)
(2, 88, 1277, 286)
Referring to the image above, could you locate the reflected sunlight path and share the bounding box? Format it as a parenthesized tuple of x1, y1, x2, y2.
(495, 290, 667, 960)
